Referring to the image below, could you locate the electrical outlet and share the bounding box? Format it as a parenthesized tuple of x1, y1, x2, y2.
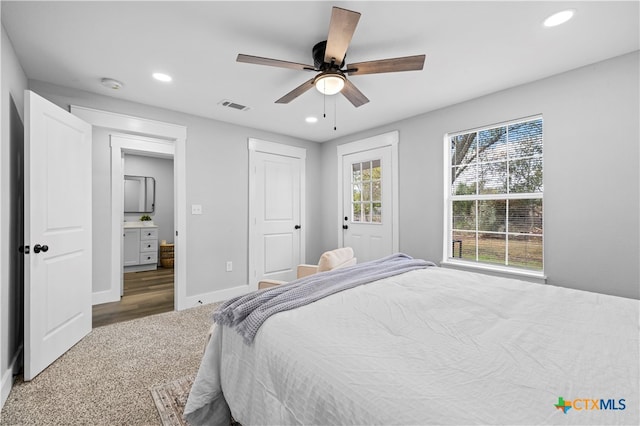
(191, 204, 202, 215)
(226, 261, 233, 272)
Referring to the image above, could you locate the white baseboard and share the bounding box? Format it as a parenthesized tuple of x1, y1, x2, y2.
(1, 369, 11, 410)
(92, 288, 120, 306)
(176, 284, 250, 311)
(1, 344, 22, 410)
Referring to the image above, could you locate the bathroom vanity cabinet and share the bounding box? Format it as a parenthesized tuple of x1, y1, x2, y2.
(123, 224, 159, 272)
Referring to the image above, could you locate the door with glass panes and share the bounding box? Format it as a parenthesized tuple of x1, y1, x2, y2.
(342, 146, 392, 262)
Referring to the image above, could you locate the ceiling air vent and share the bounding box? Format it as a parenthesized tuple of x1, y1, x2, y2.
(218, 99, 250, 112)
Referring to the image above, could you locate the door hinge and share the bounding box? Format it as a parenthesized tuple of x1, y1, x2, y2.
(175, 231, 178, 237)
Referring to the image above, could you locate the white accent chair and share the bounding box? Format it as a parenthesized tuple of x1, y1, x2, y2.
(206, 247, 357, 349)
(258, 247, 356, 289)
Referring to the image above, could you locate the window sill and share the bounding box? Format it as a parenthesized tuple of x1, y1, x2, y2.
(440, 259, 547, 284)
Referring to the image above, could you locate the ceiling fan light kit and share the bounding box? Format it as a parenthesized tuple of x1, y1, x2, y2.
(236, 6, 426, 108)
(314, 71, 346, 95)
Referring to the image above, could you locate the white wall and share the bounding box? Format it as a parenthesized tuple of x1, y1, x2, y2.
(1, 22, 28, 408)
(320, 51, 640, 300)
(27, 79, 324, 300)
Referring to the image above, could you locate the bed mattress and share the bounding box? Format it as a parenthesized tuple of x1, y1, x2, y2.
(185, 266, 639, 425)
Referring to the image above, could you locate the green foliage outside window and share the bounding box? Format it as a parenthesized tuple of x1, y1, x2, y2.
(449, 117, 543, 271)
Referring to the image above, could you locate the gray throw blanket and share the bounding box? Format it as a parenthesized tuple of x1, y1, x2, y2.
(213, 253, 436, 343)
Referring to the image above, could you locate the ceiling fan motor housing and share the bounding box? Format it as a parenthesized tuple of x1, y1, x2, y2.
(313, 40, 345, 70)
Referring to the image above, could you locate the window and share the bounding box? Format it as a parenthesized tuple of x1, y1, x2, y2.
(351, 160, 382, 223)
(446, 116, 543, 272)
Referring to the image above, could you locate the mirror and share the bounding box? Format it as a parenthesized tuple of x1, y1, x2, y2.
(124, 175, 155, 213)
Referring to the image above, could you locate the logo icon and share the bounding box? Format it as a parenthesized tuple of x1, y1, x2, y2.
(555, 397, 572, 414)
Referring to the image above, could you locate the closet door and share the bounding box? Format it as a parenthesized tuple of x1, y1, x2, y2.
(254, 151, 302, 284)
(248, 139, 306, 290)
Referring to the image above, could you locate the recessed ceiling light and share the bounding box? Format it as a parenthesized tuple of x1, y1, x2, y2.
(101, 77, 124, 90)
(152, 72, 172, 82)
(305, 116, 318, 123)
(543, 9, 575, 27)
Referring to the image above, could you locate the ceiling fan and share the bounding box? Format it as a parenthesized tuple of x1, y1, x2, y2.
(237, 6, 426, 108)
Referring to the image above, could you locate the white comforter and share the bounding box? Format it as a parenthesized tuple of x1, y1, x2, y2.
(185, 267, 639, 425)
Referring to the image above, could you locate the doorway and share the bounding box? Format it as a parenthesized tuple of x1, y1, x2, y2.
(93, 150, 175, 327)
(69, 105, 188, 310)
(8, 96, 25, 375)
(337, 131, 399, 262)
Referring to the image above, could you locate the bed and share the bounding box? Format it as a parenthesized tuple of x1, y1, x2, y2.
(184, 256, 639, 425)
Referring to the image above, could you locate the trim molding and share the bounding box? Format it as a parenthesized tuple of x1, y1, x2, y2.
(91, 289, 118, 306)
(70, 105, 186, 140)
(69, 106, 188, 310)
(1, 344, 22, 409)
(181, 284, 251, 308)
(248, 138, 307, 159)
(110, 133, 175, 304)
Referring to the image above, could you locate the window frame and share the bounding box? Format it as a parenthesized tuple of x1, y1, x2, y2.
(350, 159, 383, 224)
(442, 115, 545, 280)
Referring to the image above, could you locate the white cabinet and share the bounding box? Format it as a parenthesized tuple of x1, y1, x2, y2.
(123, 228, 140, 266)
(123, 225, 158, 272)
(139, 228, 159, 265)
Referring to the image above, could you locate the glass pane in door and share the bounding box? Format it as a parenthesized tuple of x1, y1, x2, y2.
(351, 159, 382, 224)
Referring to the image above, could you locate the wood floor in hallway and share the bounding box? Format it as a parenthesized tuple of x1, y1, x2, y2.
(92, 267, 174, 328)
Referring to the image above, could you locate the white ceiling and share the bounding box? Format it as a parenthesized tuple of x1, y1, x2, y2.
(3, 1, 638, 143)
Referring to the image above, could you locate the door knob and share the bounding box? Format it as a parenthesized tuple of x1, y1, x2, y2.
(294, 225, 301, 230)
(342, 225, 349, 230)
(33, 244, 49, 254)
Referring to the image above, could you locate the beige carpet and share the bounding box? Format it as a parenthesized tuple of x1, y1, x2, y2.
(0, 303, 217, 425)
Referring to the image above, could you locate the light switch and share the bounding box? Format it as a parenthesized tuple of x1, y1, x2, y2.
(191, 204, 203, 215)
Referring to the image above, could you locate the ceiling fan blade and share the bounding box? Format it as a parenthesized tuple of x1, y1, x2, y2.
(275, 77, 316, 104)
(324, 7, 361, 65)
(237, 54, 315, 71)
(341, 79, 369, 108)
(347, 54, 426, 76)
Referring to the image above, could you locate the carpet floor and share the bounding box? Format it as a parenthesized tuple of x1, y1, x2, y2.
(0, 303, 217, 425)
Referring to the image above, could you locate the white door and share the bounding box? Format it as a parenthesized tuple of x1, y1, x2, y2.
(342, 146, 394, 262)
(254, 151, 302, 284)
(24, 90, 92, 381)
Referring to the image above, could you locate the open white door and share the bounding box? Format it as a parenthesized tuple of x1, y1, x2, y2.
(24, 90, 92, 381)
